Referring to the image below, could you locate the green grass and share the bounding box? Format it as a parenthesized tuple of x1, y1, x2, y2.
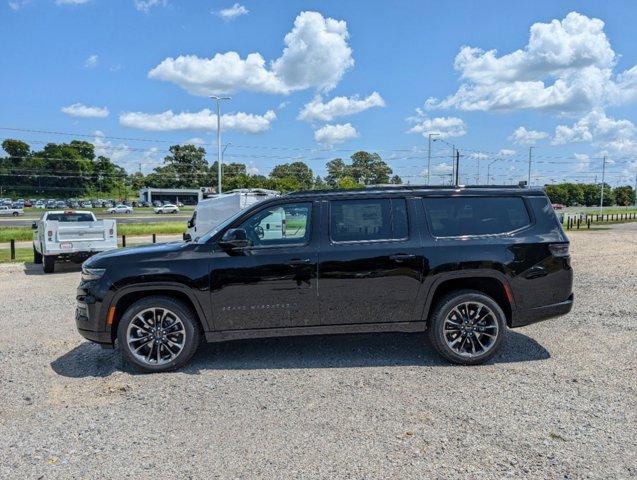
(0, 222, 186, 243)
(0, 247, 32, 263)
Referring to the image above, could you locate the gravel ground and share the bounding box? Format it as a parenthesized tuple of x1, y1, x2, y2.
(0, 224, 635, 479)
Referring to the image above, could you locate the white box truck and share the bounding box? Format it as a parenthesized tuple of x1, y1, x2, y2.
(186, 189, 278, 240)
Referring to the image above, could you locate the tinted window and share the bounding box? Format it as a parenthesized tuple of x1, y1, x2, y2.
(239, 202, 311, 247)
(330, 199, 409, 242)
(424, 197, 530, 236)
(46, 213, 94, 222)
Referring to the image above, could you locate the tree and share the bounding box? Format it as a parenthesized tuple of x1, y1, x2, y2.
(313, 175, 326, 189)
(337, 176, 364, 189)
(325, 158, 347, 187)
(349, 151, 392, 185)
(2, 139, 30, 158)
(613, 186, 635, 206)
(270, 162, 314, 189)
(148, 144, 210, 188)
(390, 175, 402, 184)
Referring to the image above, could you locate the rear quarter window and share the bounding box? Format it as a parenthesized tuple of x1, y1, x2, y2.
(424, 196, 530, 237)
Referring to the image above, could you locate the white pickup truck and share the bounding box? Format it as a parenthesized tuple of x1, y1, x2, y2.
(33, 210, 117, 273)
(0, 205, 23, 216)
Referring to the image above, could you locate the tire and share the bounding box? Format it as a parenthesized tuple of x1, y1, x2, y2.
(12, 212, 18, 216)
(33, 245, 42, 264)
(117, 296, 201, 373)
(43, 255, 56, 273)
(427, 289, 506, 365)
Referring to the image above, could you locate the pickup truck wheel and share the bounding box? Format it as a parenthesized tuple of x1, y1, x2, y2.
(117, 296, 201, 373)
(12, 212, 19, 216)
(427, 290, 506, 365)
(43, 255, 56, 273)
(33, 246, 42, 264)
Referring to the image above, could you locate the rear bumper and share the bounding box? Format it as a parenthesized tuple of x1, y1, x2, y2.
(511, 294, 574, 328)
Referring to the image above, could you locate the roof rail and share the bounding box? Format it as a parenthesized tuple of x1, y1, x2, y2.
(286, 184, 527, 196)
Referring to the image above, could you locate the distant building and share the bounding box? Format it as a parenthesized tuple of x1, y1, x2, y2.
(138, 187, 212, 205)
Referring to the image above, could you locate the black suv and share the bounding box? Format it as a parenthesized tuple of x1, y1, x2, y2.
(76, 186, 573, 372)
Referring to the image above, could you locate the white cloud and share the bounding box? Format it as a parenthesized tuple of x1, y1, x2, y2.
(93, 131, 131, 164)
(278, 101, 290, 110)
(148, 11, 354, 95)
(407, 109, 467, 138)
(185, 137, 206, 145)
(84, 54, 99, 68)
(422, 163, 454, 176)
(498, 149, 516, 156)
(468, 152, 489, 160)
(552, 110, 636, 149)
(61, 103, 109, 118)
(573, 153, 590, 172)
(215, 3, 248, 21)
(134, 0, 166, 13)
(298, 92, 385, 122)
(313, 123, 358, 145)
(119, 109, 276, 133)
(246, 165, 260, 176)
(55, 0, 90, 5)
(509, 126, 548, 145)
(426, 12, 637, 114)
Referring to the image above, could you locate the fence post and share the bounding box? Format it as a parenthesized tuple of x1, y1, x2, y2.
(577, 218, 580, 229)
(152, 233, 156, 244)
(10, 239, 15, 260)
(587, 218, 591, 229)
(122, 235, 126, 247)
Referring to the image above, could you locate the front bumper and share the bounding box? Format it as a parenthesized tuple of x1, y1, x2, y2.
(511, 294, 574, 328)
(76, 282, 113, 345)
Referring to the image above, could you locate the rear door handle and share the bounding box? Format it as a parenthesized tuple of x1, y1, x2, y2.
(389, 253, 416, 262)
(288, 258, 311, 266)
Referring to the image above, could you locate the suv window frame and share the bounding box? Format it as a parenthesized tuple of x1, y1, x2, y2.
(421, 195, 535, 239)
(214, 199, 315, 251)
(328, 196, 410, 245)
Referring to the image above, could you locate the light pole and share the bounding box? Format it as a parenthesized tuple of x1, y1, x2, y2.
(427, 133, 439, 185)
(210, 95, 231, 194)
(599, 156, 606, 214)
(527, 146, 534, 187)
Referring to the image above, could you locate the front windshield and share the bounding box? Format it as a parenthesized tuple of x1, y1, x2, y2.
(195, 207, 248, 243)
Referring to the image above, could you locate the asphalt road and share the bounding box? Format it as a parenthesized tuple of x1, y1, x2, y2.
(0, 224, 635, 479)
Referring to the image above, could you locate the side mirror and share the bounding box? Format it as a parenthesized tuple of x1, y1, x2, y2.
(31, 222, 38, 230)
(219, 228, 250, 250)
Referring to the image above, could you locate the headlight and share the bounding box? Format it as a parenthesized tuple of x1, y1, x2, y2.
(81, 266, 106, 281)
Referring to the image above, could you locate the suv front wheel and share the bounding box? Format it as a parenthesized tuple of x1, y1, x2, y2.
(117, 296, 201, 373)
(428, 290, 506, 365)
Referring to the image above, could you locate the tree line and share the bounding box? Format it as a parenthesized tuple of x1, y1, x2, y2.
(0, 139, 401, 197)
(544, 182, 635, 207)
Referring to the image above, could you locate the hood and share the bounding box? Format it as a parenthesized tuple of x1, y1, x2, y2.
(85, 242, 188, 268)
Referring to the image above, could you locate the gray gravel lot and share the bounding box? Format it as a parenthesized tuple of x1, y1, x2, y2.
(1, 224, 636, 479)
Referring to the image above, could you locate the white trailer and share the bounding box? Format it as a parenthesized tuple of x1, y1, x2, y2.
(33, 210, 117, 273)
(186, 189, 278, 240)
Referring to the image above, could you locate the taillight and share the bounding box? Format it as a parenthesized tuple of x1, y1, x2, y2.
(549, 243, 569, 257)
(109, 228, 114, 237)
(47, 230, 53, 237)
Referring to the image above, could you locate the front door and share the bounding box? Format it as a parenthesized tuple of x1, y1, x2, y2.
(210, 201, 319, 331)
(318, 197, 425, 325)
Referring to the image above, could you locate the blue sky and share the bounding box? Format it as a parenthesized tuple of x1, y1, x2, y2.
(1, 0, 637, 186)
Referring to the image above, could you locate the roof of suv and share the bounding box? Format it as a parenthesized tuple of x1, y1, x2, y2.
(286, 185, 546, 198)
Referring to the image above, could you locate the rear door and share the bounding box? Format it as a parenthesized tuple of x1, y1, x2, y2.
(317, 196, 425, 325)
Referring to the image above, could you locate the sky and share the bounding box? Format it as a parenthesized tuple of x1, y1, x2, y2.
(1, 0, 637, 187)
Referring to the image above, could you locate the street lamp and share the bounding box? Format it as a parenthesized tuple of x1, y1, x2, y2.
(487, 158, 500, 185)
(210, 95, 231, 194)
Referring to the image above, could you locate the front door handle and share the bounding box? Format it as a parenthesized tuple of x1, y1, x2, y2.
(389, 253, 416, 262)
(287, 258, 311, 266)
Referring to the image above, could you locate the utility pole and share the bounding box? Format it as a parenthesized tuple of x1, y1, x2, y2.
(210, 95, 231, 194)
(455, 149, 460, 186)
(634, 172, 637, 207)
(427, 133, 439, 185)
(527, 146, 534, 188)
(599, 156, 606, 214)
(487, 158, 499, 185)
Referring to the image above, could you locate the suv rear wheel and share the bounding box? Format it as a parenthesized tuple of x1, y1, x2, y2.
(117, 296, 201, 373)
(428, 290, 506, 365)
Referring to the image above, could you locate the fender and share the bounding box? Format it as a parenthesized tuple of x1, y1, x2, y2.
(104, 282, 214, 332)
(419, 269, 517, 322)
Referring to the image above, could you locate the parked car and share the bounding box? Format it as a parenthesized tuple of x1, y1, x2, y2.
(552, 203, 565, 210)
(76, 185, 574, 372)
(0, 205, 23, 216)
(152, 201, 163, 207)
(154, 203, 180, 214)
(107, 204, 133, 214)
(33, 210, 117, 273)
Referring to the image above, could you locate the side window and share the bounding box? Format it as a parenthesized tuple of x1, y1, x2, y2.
(424, 197, 530, 237)
(239, 202, 311, 247)
(330, 198, 409, 242)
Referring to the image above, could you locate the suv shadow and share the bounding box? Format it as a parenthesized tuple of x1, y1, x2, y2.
(50, 330, 550, 378)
